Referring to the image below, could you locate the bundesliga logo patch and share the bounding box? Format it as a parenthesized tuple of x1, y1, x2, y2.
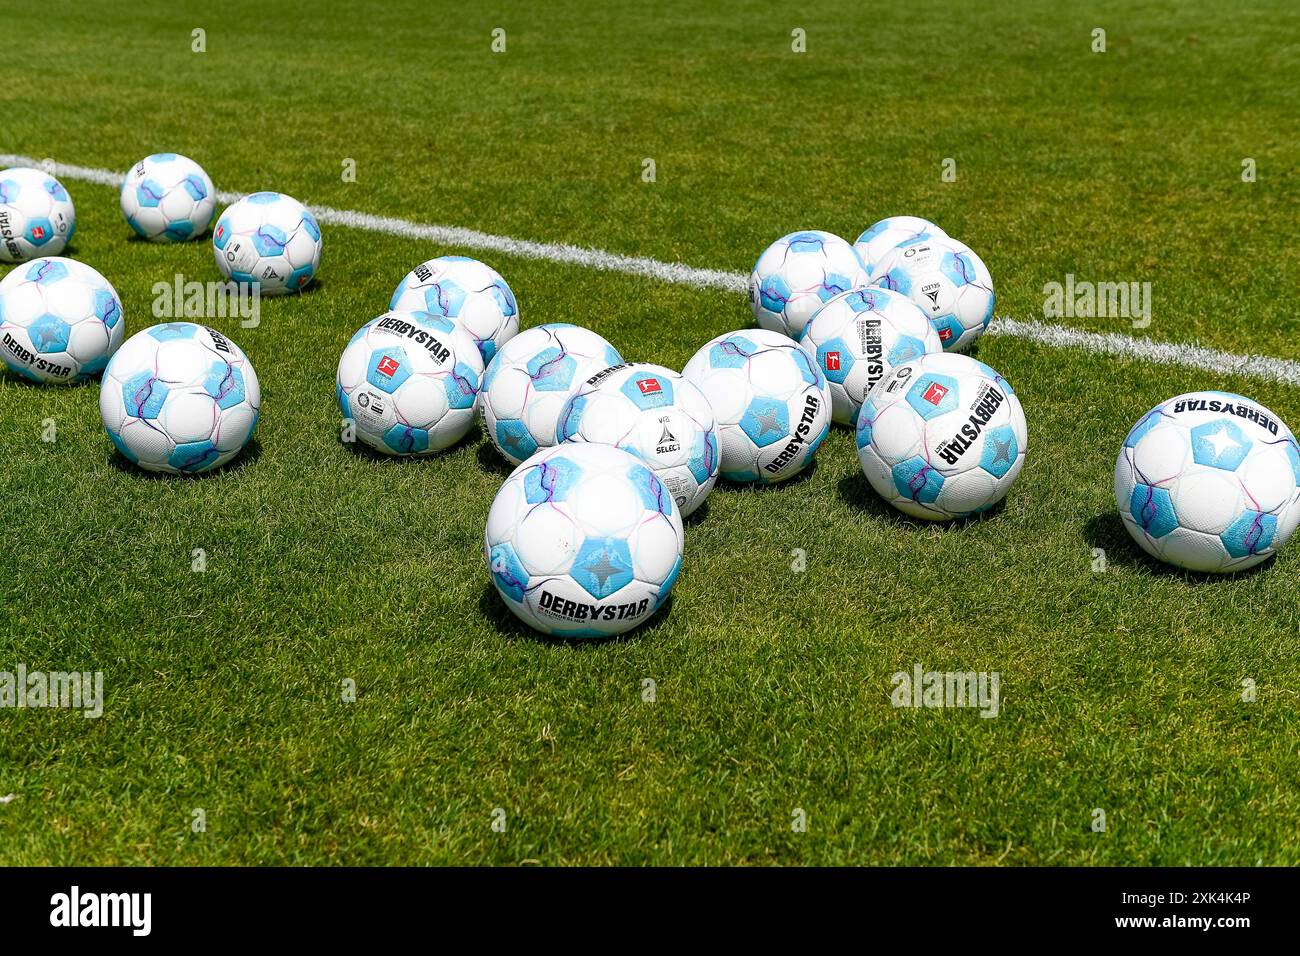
(923, 382, 949, 405)
(825, 351, 841, 371)
(377, 356, 401, 377)
(31, 226, 45, 240)
(636, 378, 661, 395)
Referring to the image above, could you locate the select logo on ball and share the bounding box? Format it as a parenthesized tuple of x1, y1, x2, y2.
(655, 420, 680, 455)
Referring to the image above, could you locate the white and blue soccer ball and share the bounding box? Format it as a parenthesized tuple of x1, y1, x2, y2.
(682, 328, 831, 484)
(390, 256, 519, 364)
(213, 191, 321, 295)
(857, 352, 1026, 520)
(336, 310, 484, 456)
(749, 230, 870, 339)
(480, 323, 622, 466)
(798, 287, 942, 426)
(853, 215, 947, 277)
(120, 153, 216, 243)
(1114, 391, 1300, 573)
(99, 322, 260, 474)
(485, 441, 684, 638)
(556, 363, 719, 517)
(0, 167, 75, 263)
(870, 235, 994, 353)
(0, 257, 123, 383)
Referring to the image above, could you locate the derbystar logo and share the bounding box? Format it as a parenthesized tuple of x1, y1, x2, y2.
(583, 362, 630, 387)
(856, 318, 884, 383)
(0, 210, 18, 258)
(923, 382, 949, 405)
(4, 331, 33, 364)
(936, 383, 1006, 465)
(205, 327, 233, 354)
(375, 316, 451, 363)
(377, 356, 400, 377)
(637, 378, 661, 395)
(4, 332, 70, 377)
(764, 393, 823, 473)
(538, 590, 649, 623)
(1173, 398, 1278, 435)
(825, 351, 841, 372)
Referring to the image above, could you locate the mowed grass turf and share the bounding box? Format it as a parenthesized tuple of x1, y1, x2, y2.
(1, 0, 1298, 864)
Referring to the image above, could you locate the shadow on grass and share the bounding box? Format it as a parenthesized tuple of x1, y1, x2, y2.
(683, 498, 710, 526)
(0, 367, 101, 388)
(836, 471, 1008, 528)
(475, 437, 517, 477)
(340, 424, 481, 463)
(1083, 511, 1275, 580)
(477, 582, 675, 648)
(107, 437, 262, 478)
(125, 229, 213, 245)
(714, 459, 819, 494)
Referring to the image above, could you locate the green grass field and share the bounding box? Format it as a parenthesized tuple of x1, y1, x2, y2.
(2, 0, 1299, 865)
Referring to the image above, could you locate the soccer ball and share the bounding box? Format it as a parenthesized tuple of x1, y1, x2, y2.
(856, 352, 1026, 520)
(853, 215, 947, 276)
(485, 442, 684, 637)
(99, 322, 260, 474)
(682, 328, 831, 484)
(120, 153, 216, 243)
(798, 287, 942, 426)
(749, 231, 870, 339)
(556, 362, 719, 517)
(0, 167, 75, 262)
(336, 310, 484, 456)
(480, 323, 622, 466)
(390, 256, 519, 364)
(870, 235, 994, 353)
(0, 257, 124, 383)
(212, 191, 321, 295)
(1114, 391, 1300, 573)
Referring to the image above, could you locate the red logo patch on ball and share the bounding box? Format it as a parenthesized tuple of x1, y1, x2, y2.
(922, 382, 948, 406)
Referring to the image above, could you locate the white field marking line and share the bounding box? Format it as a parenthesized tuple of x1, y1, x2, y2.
(992, 318, 1300, 387)
(8, 152, 1300, 387)
(0, 153, 746, 293)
